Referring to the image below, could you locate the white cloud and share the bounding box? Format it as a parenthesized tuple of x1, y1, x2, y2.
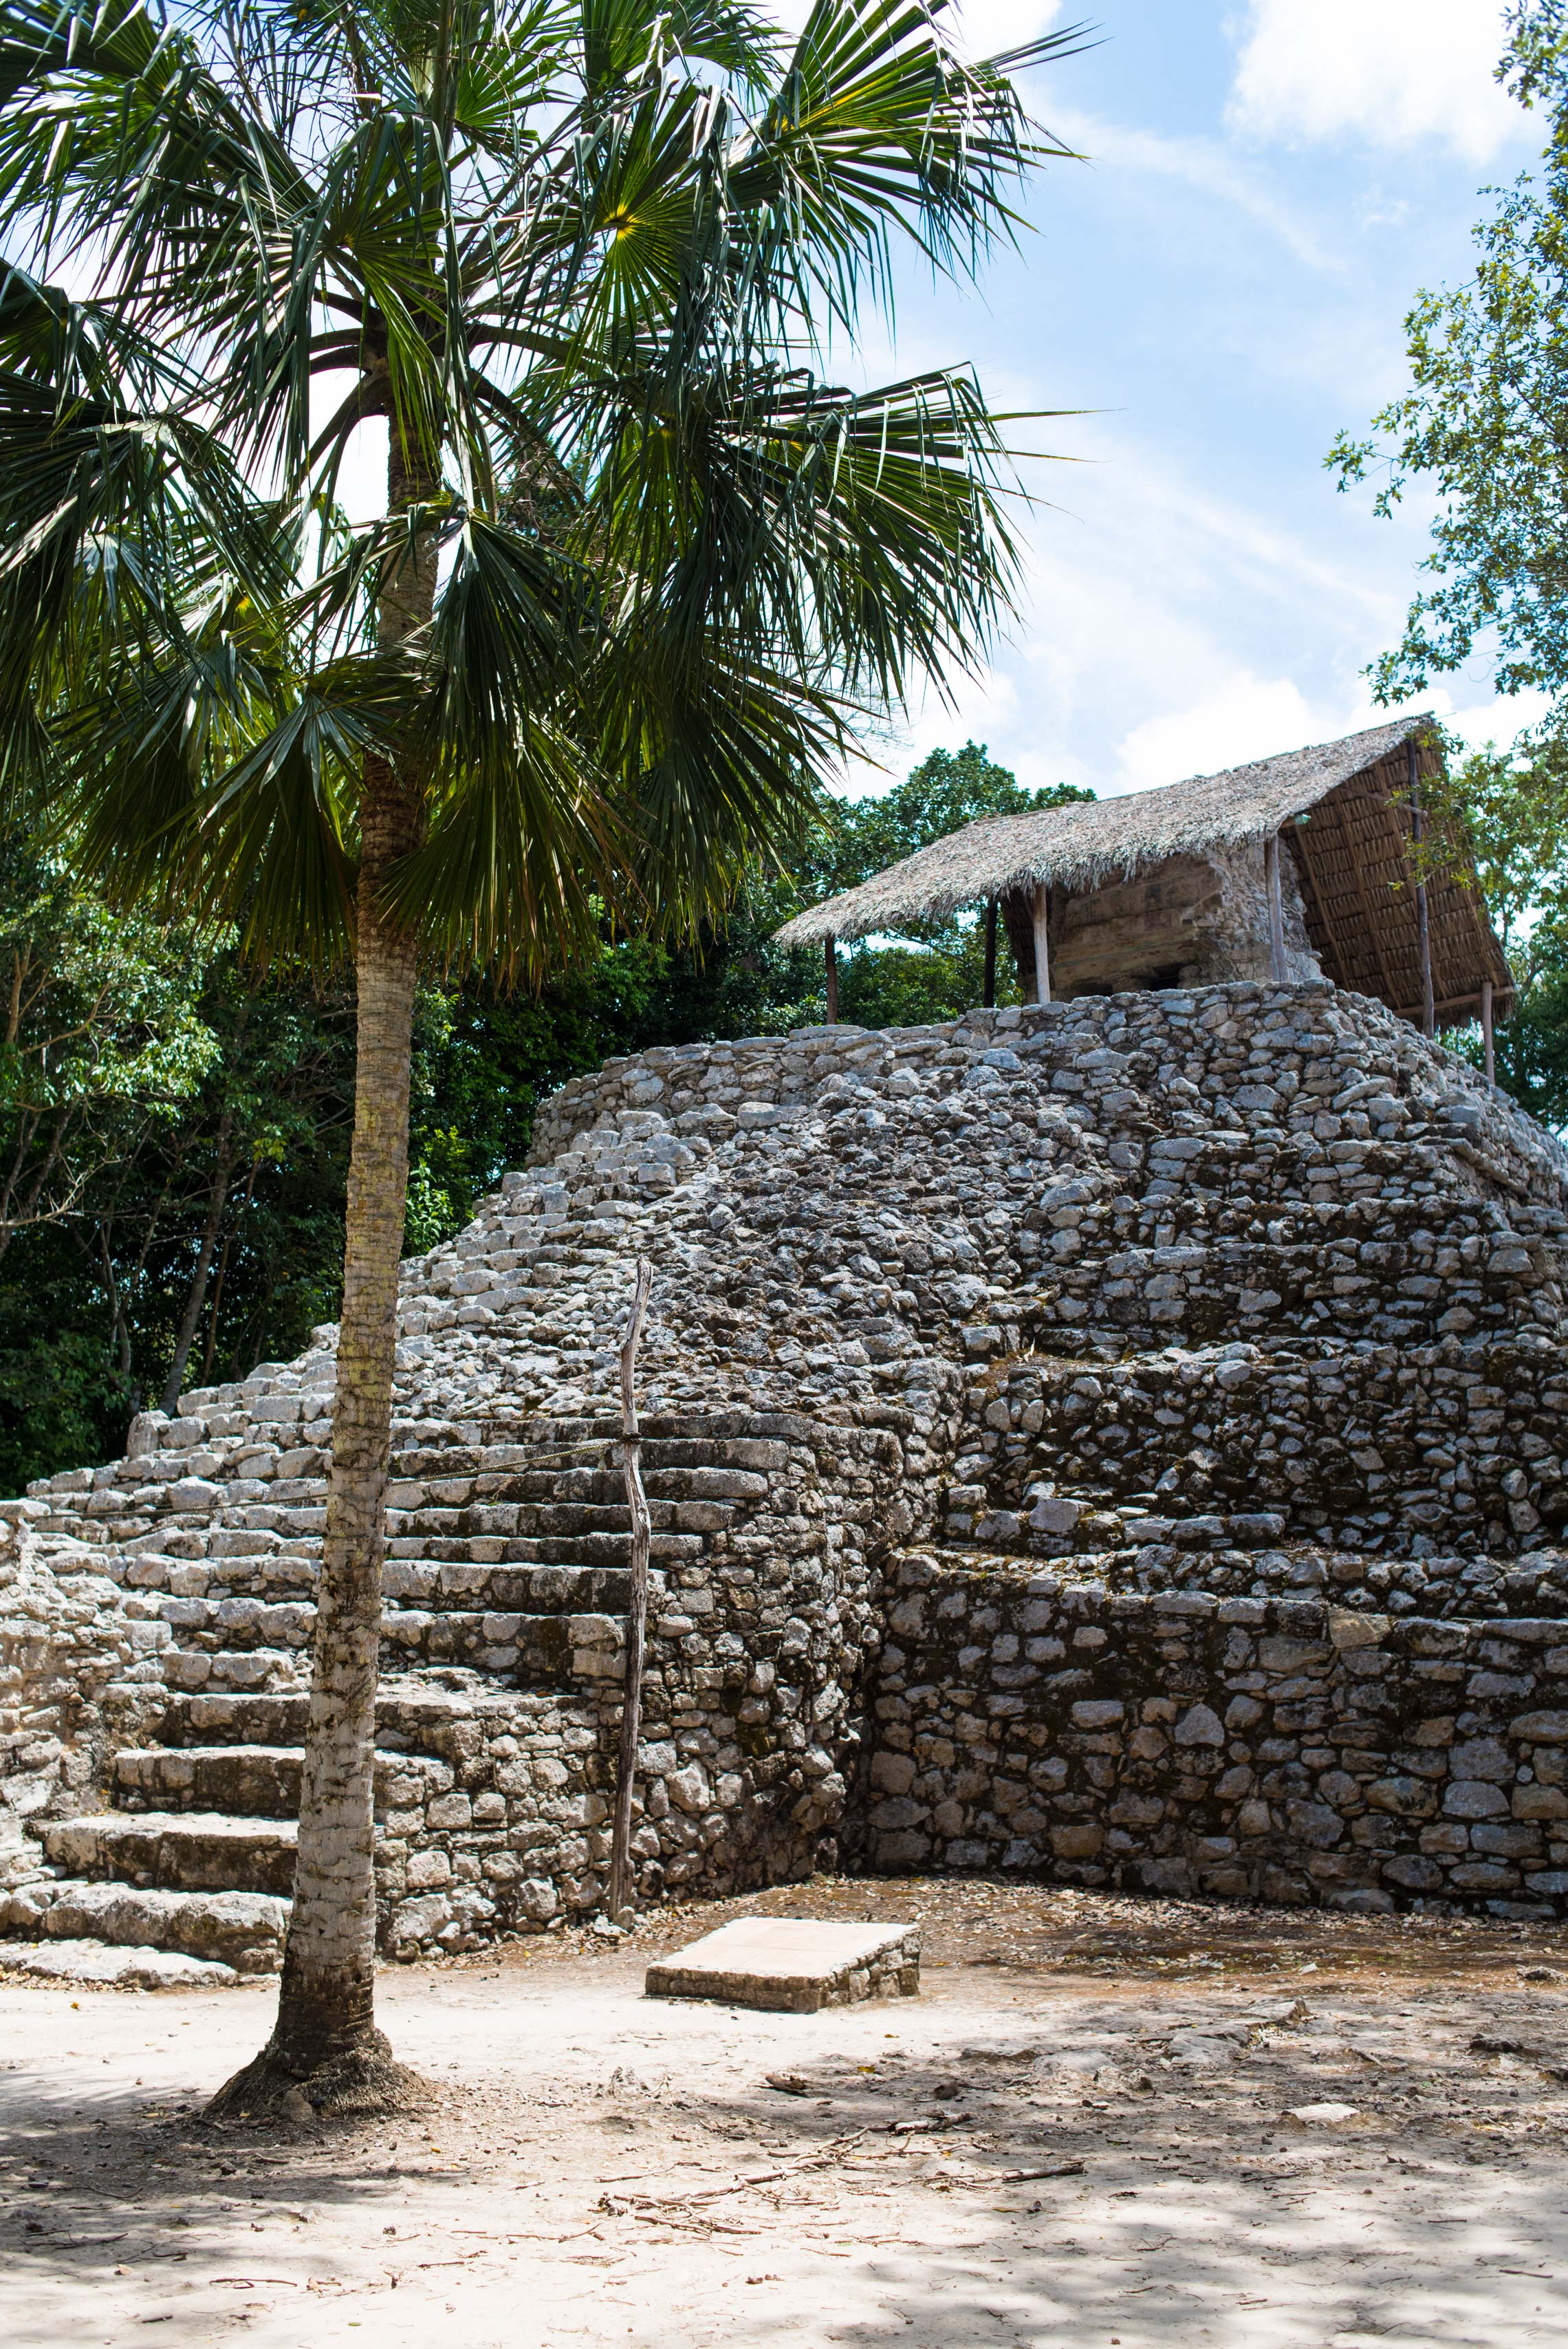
(1113, 674, 1380, 792)
(1441, 685, 1556, 752)
(1115, 683, 1562, 796)
(833, 413, 1417, 810)
(1047, 105, 1339, 272)
(1228, 0, 1527, 162)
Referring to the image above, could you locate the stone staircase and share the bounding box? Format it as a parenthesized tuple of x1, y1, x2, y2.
(5, 1361, 803, 1978)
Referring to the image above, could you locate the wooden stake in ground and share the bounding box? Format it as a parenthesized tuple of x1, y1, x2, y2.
(608, 1257, 653, 1923)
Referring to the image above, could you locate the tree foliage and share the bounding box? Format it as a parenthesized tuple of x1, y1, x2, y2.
(1328, 5, 1568, 737)
(803, 739, 1093, 901)
(0, 840, 219, 1251)
(1326, 4, 1568, 1127)
(1427, 730, 1568, 946)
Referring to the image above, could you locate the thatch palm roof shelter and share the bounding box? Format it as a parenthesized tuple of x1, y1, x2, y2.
(778, 716, 1512, 1054)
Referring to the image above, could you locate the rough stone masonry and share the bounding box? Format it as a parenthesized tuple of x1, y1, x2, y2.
(6, 979, 1568, 1980)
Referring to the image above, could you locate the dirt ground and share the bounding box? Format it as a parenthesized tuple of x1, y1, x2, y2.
(6, 1876, 1568, 2349)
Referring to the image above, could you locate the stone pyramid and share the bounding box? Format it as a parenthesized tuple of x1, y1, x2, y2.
(5, 982, 1568, 1982)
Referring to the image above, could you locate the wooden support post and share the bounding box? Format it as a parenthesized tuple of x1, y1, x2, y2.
(1032, 883, 1051, 1006)
(1265, 830, 1287, 983)
(1408, 737, 1435, 1037)
(982, 896, 998, 1008)
(607, 1255, 653, 1924)
(823, 933, 838, 1025)
(1482, 977, 1495, 1087)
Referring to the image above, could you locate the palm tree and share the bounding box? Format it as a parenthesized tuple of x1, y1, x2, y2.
(0, 0, 1080, 2110)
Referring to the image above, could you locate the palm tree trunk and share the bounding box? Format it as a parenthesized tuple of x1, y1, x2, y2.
(266, 782, 421, 2081)
(210, 424, 435, 2117)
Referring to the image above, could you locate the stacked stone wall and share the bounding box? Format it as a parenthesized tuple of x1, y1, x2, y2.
(0, 1502, 166, 1881)
(863, 1548, 1568, 1917)
(941, 1340, 1568, 1567)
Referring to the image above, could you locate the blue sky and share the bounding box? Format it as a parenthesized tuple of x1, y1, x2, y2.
(818, 0, 1549, 803)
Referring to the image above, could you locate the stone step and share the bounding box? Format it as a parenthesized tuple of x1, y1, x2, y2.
(1098, 1192, 1556, 1259)
(517, 1464, 774, 1501)
(39, 1812, 298, 1897)
(384, 1530, 684, 1569)
(33, 1431, 788, 1561)
(1126, 1127, 1496, 1212)
(378, 1605, 624, 1681)
(385, 1457, 767, 1497)
(380, 1561, 633, 1614)
(384, 1422, 777, 1479)
(0, 1937, 241, 1989)
(144, 1680, 549, 1751)
(118, 1553, 646, 1608)
(142, 1595, 314, 1651)
(0, 1876, 287, 1973)
(105, 1513, 673, 1574)
(115, 1742, 303, 1818)
(120, 1553, 318, 1598)
(386, 1497, 740, 1541)
(160, 1646, 305, 1693)
(112, 1742, 448, 1818)
(939, 1494, 1289, 1557)
(149, 1691, 314, 1748)
(1041, 1232, 1560, 1348)
(971, 1339, 1568, 1556)
(145, 1596, 626, 1689)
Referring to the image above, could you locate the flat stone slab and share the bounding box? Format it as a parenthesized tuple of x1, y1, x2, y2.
(644, 1918, 920, 2013)
(0, 1937, 238, 1989)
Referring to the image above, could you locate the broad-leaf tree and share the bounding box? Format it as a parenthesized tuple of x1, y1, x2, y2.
(0, 840, 219, 1252)
(0, 0, 1080, 2110)
(1328, 4, 1568, 743)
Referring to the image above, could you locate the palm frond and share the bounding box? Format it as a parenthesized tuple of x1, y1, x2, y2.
(422, 510, 598, 756)
(197, 685, 364, 964)
(0, 0, 1082, 976)
(732, 0, 1089, 336)
(600, 635, 841, 929)
(386, 713, 617, 978)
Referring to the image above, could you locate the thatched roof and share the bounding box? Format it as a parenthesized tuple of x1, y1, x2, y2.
(776, 716, 1512, 1024)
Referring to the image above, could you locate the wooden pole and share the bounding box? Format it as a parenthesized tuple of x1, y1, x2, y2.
(982, 896, 997, 1008)
(607, 1255, 653, 1924)
(823, 933, 838, 1025)
(1265, 830, 1287, 983)
(1408, 737, 1435, 1037)
(1032, 883, 1051, 1006)
(1482, 977, 1495, 1087)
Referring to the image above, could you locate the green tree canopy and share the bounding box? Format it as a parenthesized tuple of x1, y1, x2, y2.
(1329, 6, 1568, 741)
(1326, 1, 1568, 1120)
(0, 840, 219, 1249)
(1481, 916, 1568, 1129)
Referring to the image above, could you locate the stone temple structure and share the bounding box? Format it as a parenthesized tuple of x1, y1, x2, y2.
(6, 980, 1568, 1982)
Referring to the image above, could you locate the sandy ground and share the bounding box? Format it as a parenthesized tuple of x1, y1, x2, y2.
(6, 1876, 1568, 2348)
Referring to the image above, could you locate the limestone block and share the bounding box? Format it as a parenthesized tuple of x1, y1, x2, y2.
(646, 1917, 919, 2013)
